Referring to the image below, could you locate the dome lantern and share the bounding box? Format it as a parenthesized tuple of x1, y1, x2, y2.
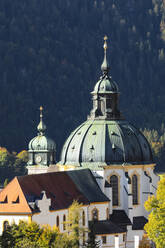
(89, 36, 121, 121)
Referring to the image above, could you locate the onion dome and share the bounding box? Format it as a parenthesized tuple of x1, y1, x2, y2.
(93, 76, 118, 94)
(28, 107, 56, 151)
(59, 37, 153, 168)
(28, 135, 56, 151)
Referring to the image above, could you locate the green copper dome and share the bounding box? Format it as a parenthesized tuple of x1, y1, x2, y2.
(28, 107, 56, 167)
(60, 120, 152, 167)
(59, 37, 153, 169)
(93, 75, 118, 94)
(28, 135, 56, 151)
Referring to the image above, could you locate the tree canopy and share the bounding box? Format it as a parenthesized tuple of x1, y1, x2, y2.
(0, 147, 28, 184)
(144, 178, 165, 248)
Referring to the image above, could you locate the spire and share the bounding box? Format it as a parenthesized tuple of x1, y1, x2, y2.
(101, 35, 110, 75)
(37, 106, 46, 135)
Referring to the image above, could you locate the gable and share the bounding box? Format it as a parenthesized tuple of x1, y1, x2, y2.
(0, 177, 32, 214)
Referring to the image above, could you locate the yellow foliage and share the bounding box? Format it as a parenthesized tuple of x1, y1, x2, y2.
(16, 150, 28, 162)
(144, 179, 165, 248)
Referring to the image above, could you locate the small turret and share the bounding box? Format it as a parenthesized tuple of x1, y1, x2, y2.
(27, 107, 56, 169)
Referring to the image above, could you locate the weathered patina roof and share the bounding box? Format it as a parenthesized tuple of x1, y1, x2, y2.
(29, 135, 56, 151)
(59, 37, 153, 169)
(60, 120, 153, 168)
(28, 106, 56, 151)
(92, 75, 118, 94)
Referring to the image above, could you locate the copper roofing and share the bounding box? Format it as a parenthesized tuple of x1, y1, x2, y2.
(60, 120, 153, 168)
(59, 38, 152, 169)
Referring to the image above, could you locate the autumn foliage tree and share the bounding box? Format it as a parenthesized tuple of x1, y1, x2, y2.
(0, 147, 28, 184)
(0, 201, 88, 248)
(144, 178, 165, 248)
(0, 221, 59, 248)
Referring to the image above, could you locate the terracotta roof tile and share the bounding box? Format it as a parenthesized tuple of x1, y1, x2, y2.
(0, 177, 32, 214)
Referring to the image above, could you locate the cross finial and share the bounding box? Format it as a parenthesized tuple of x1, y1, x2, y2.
(104, 35, 108, 51)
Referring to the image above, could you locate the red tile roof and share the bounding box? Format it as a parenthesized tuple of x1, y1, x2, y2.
(0, 169, 109, 214)
(18, 171, 90, 211)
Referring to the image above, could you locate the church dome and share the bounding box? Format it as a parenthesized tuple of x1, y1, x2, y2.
(60, 120, 152, 167)
(28, 135, 56, 151)
(59, 36, 153, 168)
(93, 76, 118, 94)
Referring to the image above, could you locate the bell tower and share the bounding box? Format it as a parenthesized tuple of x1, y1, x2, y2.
(27, 107, 56, 174)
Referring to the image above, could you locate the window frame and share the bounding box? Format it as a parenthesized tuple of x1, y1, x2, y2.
(132, 174, 139, 205)
(91, 208, 99, 221)
(56, 215, 59, 227)
(110, 174, 119, 206)
(63, 214, 66, 230)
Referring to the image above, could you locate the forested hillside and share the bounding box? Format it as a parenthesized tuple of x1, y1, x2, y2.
(0, 0, 165, 169)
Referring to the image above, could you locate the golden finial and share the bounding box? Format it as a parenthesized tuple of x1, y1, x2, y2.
(40, 106, 43, 118)
(103, 35, 108, 51)
(101, 36, 109, 74)
(37, 106, 46, 134)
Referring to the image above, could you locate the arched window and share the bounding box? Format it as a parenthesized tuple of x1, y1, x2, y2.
(63, 215, 66, 230)
(132, 175, 138, 205)
(3, 221, 9, 231)
(82, 210, 85, 226)
(110, 175, 119, 206)
(56, 216, 59, 227)
(92, 208, 98, 221)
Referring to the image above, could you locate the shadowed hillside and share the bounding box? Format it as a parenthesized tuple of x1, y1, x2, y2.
(0, 0, 164, 164)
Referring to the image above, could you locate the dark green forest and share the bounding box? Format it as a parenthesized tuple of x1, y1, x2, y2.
(0, 0, 165, 172)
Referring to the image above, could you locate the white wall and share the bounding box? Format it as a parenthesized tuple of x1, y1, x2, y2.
(96, 233, 125, 248)
(0, 215, 29, 234)
(88, 203, 109, 221)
